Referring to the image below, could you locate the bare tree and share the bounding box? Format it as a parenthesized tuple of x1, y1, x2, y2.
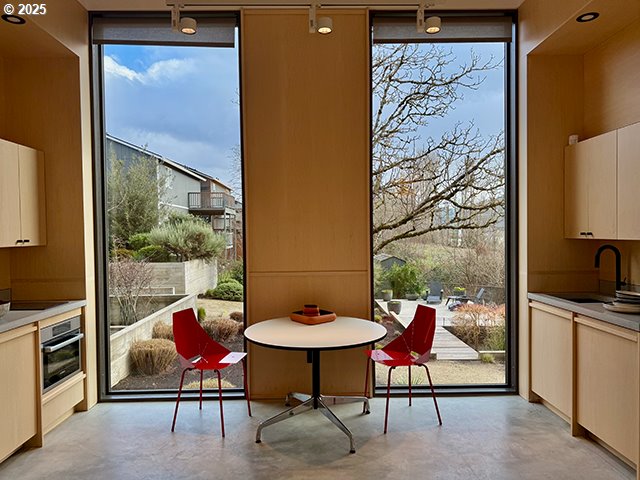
(372, 43, 505, 253)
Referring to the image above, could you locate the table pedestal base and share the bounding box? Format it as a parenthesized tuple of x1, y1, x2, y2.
(255, 392, 370, 453)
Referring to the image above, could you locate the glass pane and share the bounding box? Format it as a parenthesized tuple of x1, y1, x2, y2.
(371, 42, 507, 386)
(102, 40, 244, 392)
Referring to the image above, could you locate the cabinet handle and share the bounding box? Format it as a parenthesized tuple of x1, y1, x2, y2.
(22, 239, 30, 243)
(15, 239, 23, 245)
(579, 232, 587, 236)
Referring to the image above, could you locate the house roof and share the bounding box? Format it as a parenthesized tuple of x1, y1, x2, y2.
(373, 253, 405, 263)
(106, 134, 207, 182)
(182, 165, 233, 191)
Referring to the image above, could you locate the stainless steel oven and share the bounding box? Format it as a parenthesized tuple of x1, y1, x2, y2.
(41, 316, 83, 392)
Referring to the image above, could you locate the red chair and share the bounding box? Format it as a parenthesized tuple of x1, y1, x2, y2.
(364, 304, 442, 433)
(171, 308, 251, 437)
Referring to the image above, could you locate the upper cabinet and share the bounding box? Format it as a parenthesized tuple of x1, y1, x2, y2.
(0, 138, 46, 248)
(564, 131, 617, 239)
(617, 123, 640, 240)
(564, 122, 640, 240)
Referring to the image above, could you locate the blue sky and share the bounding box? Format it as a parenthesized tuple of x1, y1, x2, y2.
(103, 41, 503, 190)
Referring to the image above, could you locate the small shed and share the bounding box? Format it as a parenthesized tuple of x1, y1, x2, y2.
(373, 253, 406, 270)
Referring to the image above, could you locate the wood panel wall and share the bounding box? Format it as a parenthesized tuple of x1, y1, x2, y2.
(241, 9, 371, 398)
(0, 57, 9, 289)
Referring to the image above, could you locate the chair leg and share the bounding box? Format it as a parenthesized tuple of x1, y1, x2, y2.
(408, 366, 412, 406)
(422, 364, 442, 426)
(216, 370, 225, 437)
(242, 357, 252, 417)
(199, 370, 204, 410)
(363, 357, 370, 414)
(171, 368, 189, 432)
(384, 367, 395, 434)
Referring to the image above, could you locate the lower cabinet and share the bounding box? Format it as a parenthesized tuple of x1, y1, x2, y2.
(530, 302, 572, 417)
(576, 315, 638, 464)
(530, 303, 640, 474)
(0, 324, 38, 462)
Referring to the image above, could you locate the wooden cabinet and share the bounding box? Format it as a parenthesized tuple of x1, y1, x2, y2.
(564, 130, 617, 239)
(530, 302, 573, 417)
(530, 302, 640, 471)
(617, 122, 640, 240)
(0, 138, 46, 248)
(575, 315, 638, 464)
(0, 324, 38, 462)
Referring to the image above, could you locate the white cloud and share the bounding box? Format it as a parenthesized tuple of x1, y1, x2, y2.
(104, 55, 196, 85)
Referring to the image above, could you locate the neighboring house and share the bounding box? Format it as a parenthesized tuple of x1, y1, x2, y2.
(373, 253, 406, 270)
(106, 134, 241, 258)
(183, 166, 241, 259)
(106, 134, 206, 215)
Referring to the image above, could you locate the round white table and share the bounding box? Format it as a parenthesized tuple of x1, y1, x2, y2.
(245, 316, 386, 453)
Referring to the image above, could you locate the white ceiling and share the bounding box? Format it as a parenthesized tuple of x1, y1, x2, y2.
(76, 0, 525, 12)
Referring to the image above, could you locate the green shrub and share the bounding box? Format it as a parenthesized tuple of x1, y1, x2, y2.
(197, 306, 207, 322)
(134, 245, 172, 262)
(148, 214, 226, 262)
(128, 233, 151, 251)
(152, 322, 174, 341)
(386, 263, 423, 298)
(129, 339, 176, 375)
(480, 353, 495, 364)
(223, 260, 244, 284)
(485, 324, 506, 351)
(205, 281, 243, 302)
(201, 318, 242, 342)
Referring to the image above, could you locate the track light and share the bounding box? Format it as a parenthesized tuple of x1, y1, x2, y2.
(171, 4, 197, 36)
(416, 1, 441, 35)
(317, 16, 333, 34)
(309, 4, 333, 34)
(425, 16, 441, 34)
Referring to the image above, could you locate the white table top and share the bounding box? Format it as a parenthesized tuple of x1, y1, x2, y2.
(244, 316, 387, 351)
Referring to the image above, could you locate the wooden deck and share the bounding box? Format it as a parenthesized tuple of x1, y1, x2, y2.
(375, 299, 479, 361)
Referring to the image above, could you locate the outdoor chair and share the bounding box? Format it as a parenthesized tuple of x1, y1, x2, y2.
(363, 305, 442, 433)
(171, 308, 251, 437)
(448, 288, 486, 312)
(426, 281, 444, 304)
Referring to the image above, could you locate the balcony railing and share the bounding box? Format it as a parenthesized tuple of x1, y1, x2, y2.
(188, 192, 235, 210)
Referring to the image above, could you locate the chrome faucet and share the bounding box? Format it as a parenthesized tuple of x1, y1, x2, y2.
(594, 244, 624, 291)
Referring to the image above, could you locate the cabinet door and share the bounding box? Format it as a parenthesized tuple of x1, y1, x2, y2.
(18, 145, 46, 246)
(617, 122, 640, 240)
(586, 131, 617, 239)
(530, 303, 572, 417)
(0, 139, 22, 247)
(576, 316, 638, 464)
(0, 325, 38, 461)
(564, 143, 589, 238)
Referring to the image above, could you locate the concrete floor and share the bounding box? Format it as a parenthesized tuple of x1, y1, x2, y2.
(0, 396, 635, 480)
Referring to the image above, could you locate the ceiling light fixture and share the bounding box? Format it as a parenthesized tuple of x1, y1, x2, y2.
(416, 2, 441, 35)
(309, 4, 333, 35)
(576, 12, 600, 23)
(1, 14, 26, 25)
(171, 4, 197, 36)
(425, 16, 441, 34)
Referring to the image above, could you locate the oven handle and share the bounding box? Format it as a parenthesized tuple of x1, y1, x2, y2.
(42, 333, 84, 353)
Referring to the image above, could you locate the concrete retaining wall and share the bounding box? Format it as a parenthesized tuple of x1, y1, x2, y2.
(109, 294, 196, 387)
(147, 259, 217, 295)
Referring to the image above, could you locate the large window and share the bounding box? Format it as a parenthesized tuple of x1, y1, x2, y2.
(370, 13, 516, 390)
(92, 15, 245, 397)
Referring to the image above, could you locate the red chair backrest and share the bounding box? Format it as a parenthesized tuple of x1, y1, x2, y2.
(172, 308, 229, 362)
(383, 305, 436, 359)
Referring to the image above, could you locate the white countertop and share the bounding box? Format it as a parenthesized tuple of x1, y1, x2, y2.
(0, 300, 87, 334)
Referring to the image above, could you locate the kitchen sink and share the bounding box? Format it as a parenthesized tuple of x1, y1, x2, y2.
(561, 297, 607, 303)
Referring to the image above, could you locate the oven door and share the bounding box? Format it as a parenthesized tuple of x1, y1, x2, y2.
(42, 330, 84, 392)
